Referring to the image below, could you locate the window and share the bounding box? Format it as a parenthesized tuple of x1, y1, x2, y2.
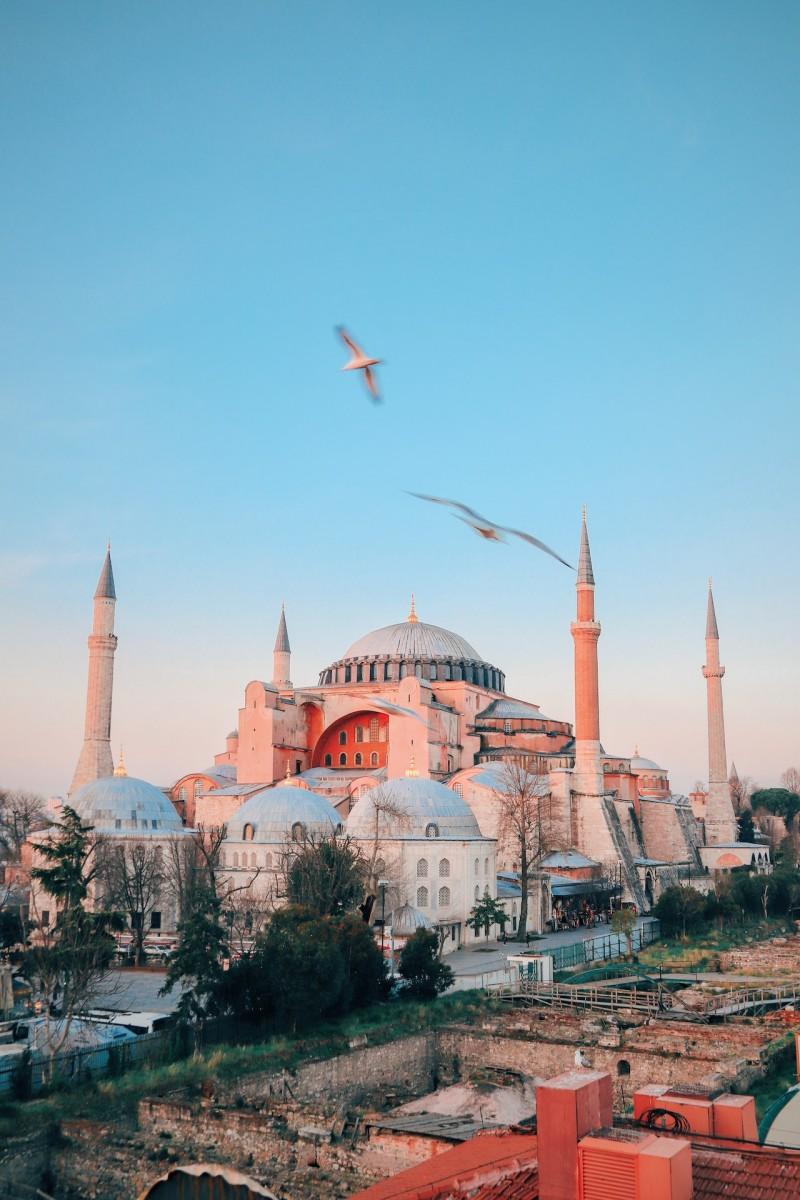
(438, 886, 451, 906)
(324, 753, 332, 767)
(484, 857, 489, 875)
(356, 665, 363, 682)
(220, 852, 226, 866)
(355, 726, 364, 743)
(453, 783, 463, 797)
(425, 823, 439, 839)
(417, 886, 429, 907)
(354, 752, 362, 766)
(339, 730, 347, 745)
(617, 1060, 631, 1077)
(151, 819, 158, 829)
(344, 666, 351, 683)
(370, 752, 378, 766)
(439, 858, 450, 877)
(339, 752, 347, 766)
(504, 720, 512, 734)
(295, 760, 301, 774)
(417, 858, 428, 878)
(265, 852, 273, 869)
(115, 819, 122, 830)
(369, 663, 377, 682)
(179, 787, 187, 802)
(41, 910, 50, 927)
(369, 718, 380, 741)
(474, 885, 480, 901)
(150, 911, 162, 930)
(243, 823, 254, 841)
(251, 853, 258, 868)
(291, 822, 306, 843)
(474, 858, 480, 874)
(233, 852, 239, 867)
(194, 781, 202, 797)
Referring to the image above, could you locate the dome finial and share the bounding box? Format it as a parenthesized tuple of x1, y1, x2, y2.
(407, 593, 418, 623)
(405, 752, 419, 778)
(113, 746, 127, 777)
(634, 744, 639, 757)
(285, 760, 292, 780)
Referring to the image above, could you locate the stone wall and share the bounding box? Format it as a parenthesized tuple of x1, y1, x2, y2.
(720, 935, 800, 974)
(639, 798, 697, 864)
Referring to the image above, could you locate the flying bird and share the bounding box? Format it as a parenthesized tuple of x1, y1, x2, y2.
(407, 492, 574, 570)
(336, 326, 382, 403)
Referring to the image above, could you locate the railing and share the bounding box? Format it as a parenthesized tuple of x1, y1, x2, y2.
(703, 981, 800, 1015)
(547, 920, 661, 971)
(488, 978, 669, 1015)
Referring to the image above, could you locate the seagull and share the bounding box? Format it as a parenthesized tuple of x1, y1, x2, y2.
(407, 492, 574, 570)
(336, 326, 382, 403)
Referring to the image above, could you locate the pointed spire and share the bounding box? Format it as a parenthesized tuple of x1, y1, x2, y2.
(94, 545, 116, 600)
(113, 746, 127, 777)
(407, 593, 419, 623)
(729, 761, 739, 781)
(577, 507, 594, 586)
(274, 605, 290, 653)
(706, 579, 719, 639)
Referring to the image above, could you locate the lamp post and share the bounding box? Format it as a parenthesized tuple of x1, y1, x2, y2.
(378, 878, 389, 962)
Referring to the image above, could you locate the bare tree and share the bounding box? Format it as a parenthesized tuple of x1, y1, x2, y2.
(97, 841, 165, 966)
(493, 762, 551, 941)
(729, 771, 755, 815)
(0, 789, 48, 861)
(225, 889, 273, 957)
(781, 767, 800, 795)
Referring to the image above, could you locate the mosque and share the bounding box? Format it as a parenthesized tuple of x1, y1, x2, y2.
(47, 515, 765, 952)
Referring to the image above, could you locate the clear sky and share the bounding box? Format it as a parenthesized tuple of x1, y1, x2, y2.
(1, 2, 797, 798)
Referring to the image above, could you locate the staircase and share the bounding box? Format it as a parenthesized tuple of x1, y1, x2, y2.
(603, 797, 648, 912)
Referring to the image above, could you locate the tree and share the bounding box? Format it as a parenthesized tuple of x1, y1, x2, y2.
(728, 772, 754, 816)
(653, 885, 707, 939)
(738, 809, 757, 844)
(466, 894, 508, 943)
(398, 928, 454, 998)
(781, 768, 800, 795)
(97, 841, 165, 966)
(493, 762, 551, 941)
(333, 913, 389, 1010)
(250, 906, 346, 1031)
(285, 833, 367, 917)
(0, 789, 47, 861)
(30, 806, 96, 910)
(161, 879, 227, 1021)
(751, 789, 800, 831)
(610, 907, 636, 958)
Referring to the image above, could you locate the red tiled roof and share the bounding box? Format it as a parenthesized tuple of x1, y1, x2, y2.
(466, 1166, 539, 1200)
(350, 1133, 539, 1200)
(693, 1147, 800, 1199)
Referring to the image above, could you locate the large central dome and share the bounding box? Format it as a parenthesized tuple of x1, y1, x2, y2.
(318, 601, 505, 691)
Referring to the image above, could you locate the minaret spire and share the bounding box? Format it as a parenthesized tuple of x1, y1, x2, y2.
(702, 580, 737, 844)
(272, 605, 292, 690)
(407, 593, 419, 623)
(69, 548, 118, 794)
(570, 509, 603, 796)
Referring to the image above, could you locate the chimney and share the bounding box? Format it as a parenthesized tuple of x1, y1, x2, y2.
(536, 1070, 612, 1200)
(578, 1134, 692, 1200)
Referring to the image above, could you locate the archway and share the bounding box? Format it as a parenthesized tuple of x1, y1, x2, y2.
(137, 1164, 276, 1200)
(311, 710, 389, 769)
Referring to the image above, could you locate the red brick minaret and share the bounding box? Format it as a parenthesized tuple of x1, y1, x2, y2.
(570, 510, 603, 796)
(703, 581, 737, 844)
(69, 547, 117, 794)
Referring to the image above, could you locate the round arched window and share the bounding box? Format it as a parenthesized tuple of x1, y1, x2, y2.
(291, 822, 306, 843)
(243, 823, 254, 842)
(425, 823, 439, 839)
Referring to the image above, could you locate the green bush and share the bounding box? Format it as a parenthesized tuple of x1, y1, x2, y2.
(398, 929, 454, 999)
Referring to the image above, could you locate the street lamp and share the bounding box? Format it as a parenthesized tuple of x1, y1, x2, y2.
(378, 879, 390, 962)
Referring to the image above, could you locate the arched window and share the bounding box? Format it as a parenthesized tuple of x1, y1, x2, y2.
(194, 780, 202, 798)
(265, 852, 273, 869)
(425, 822, 439, 839)
(219, 852, 226, 866)
(369, 717, 380, 741)
(250, 853, 257, 868)
(417, 858, 428, 878)
(339, 730, 347, 745)
(355, 726, 364, 743)
(369, 663, 376, 682)
(354, 752, 362, 766)
(474, 857, 480, 874)
(484, 857, 489, 875)
(439, 858, 450, 877)
(291, 822, 306, 843)
(339, 752, 347, 766)
(474, 884, 480, 901)
(356, 664, 363, 682)
(417, 886, 429, 907)
(617, 1060, 631, 1077)
(370, 752, 378, 766)
(504, 720, 512, 734)
(324, 753, 332, 767)
(233, 852, 239, 867)
(438, 886, 451, 906)
(243, 823, 254, 841)
(179, 787, 187, 802)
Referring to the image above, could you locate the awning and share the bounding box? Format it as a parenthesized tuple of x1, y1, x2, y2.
(550, 880, 623, 898)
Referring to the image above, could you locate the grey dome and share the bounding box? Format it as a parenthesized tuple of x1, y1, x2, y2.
(344, 620, 481, 662)
(391, 904, 433, 935)
(347, 778, 484, 841)
(70, 775, 184, 836)
(630, 755, 665, 772)
(225, 785, 341, 844)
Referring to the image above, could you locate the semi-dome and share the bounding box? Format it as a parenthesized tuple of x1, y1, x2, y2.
(347, 777, 484, 841)
(225, 785, 340, 844)
(390, 904, 433, 935)
(318, 601, 505, 692)
(630, 754, 665, 772)
(70, 775, 184, 836)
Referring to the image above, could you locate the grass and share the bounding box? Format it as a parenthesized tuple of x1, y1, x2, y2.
(638, 918, 792, 973)
(0, 990, 493, 1143)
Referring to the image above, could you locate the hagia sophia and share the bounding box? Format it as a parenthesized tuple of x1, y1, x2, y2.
(31, 514, 767, 952)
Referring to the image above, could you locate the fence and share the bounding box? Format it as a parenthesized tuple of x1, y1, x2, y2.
(547, 919, 660, 972)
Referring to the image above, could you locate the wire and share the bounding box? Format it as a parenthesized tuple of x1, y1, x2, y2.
(639, 1107, 692, 1134)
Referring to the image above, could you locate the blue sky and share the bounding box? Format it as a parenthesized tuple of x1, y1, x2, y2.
(1, 2, 797, 796)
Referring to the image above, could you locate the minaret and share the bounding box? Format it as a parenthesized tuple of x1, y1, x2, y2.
(69, 547, 117, 794)
(272, 605, 292, 690)
(570, 510, 603, 795)
(703, 581, 737, 843)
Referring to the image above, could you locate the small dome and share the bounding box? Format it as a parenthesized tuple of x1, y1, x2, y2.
(343, 619, 482, 662)
(347, 777, 484, 841)
(225, 785, 340, 844)
(70, 775, 184, 836)
(390, 904, 433, 935)
(630, 755, 665, 772)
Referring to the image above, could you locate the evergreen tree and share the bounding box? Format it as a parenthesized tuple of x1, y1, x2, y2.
(398, 929, 454, 998)
(161, 881, 227, 1020)
(466, 894, 508, 943)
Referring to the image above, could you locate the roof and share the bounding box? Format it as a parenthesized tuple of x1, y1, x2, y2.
(577, 513, 594, 586)
(497, 879, 522, 899)
(706, 584, 719, 639)
(274, 606, 291, 653)
(347, 778, 486, 842)
(225, 785, 340, 844)
(69, 775, 185, 836)
(693, 1145, 800, 1199)
(630, 755, 665, 772)
(539, 850, 598, 869)
(475, 699, 550, 722)
(368, 1113, 501, 1143)
(94, 548, 116, 600)
(390, 904, 434, 935)
(349, 1132, 539, 1200)
(469, 1166, 539, 1200)
(342, 619, 483, 663)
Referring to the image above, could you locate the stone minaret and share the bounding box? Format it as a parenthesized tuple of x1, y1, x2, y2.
(703, 581, 737, 844)
(69, 547, 117, 794)
(570, 510, 603, 796)
(272, 606, 292, 690)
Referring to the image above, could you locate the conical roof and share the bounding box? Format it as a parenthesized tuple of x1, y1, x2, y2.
(274, 606, 290, 653)
(577, 511, 594, 586)
(706, 582, 719, 639)
(94, 548, 116, 600)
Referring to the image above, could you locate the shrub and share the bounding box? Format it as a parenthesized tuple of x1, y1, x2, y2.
(398, 929, 454, 999)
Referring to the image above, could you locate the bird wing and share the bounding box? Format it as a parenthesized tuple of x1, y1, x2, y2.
(453, 514, 505, 541)
(363, 366, 381, 403)
(407, 493, 493, 525)
(336, 326, 365, 358)
(499, 525, 574, 570)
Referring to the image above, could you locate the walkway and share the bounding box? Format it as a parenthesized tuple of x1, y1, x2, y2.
(446, 918, 651, 978)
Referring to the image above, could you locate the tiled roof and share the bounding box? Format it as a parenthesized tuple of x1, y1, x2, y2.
(349, 1132, 538, 1200)
(693, 1147, 800, 1199)
(467, 1166, 539, 1200)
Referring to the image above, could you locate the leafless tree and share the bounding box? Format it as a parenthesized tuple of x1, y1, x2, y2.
(0, 789, 48, 860)
(225, 889, 273, 957)
(164, 824, 263, 924)
(728, 771, 755, 815)
(781, 767, 800, 795)
(360, 785, 410, 892)
(96, 841, 165, 966)
(493, 762, 551, 940)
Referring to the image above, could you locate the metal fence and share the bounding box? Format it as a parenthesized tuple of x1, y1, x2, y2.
(548, 919, 661, 971)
